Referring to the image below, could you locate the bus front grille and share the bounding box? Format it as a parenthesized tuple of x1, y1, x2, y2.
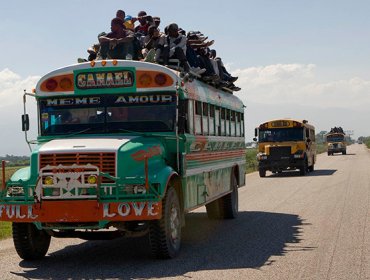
(39, 153, 116, 183)
(269, 146, 291, 160)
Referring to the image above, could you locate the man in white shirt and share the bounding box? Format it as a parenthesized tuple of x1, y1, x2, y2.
(160, 23, 190, 73)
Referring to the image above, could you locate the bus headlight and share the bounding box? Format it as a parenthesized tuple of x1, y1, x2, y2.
(44, 176, 54, 185)
(257, 153, 267, 161)
(7, 186, 25, 196)
(87, 175, 98, 185)
(294, 154, 304, 159)
(134, 185, 147, 194)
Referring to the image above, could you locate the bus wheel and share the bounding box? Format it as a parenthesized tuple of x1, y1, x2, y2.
(149, 186, 181, 259)
(223, 173, 239, 219)
(308, 164, 315, 172)
(299, 159, 308, 176)
(342, 151, 346, 155)
(308, 157, 315, 172)
(259, 169, 266, 178)
(206, 173, 239, 219)
(12, 223, 51, 260)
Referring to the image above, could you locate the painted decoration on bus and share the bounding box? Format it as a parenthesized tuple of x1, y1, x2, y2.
(131, 145, 162, 161)
(43, 94, 175, 107)
(0, 201, 161, 222)
(76, 70, 134, 89)
(73, 67, 136, 94)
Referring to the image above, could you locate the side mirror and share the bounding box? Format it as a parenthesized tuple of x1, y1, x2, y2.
(21, 114, 29, 131)
(253, 137, 257, 142)
(254, 128, 258, 137)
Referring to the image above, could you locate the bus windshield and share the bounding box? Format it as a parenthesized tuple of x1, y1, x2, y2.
(39, 94, 176, 136)
(259, 128, 304, 142)
(327, 134, 344, 142)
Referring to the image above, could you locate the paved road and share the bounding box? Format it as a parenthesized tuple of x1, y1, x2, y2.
(0, 144, 369, 280)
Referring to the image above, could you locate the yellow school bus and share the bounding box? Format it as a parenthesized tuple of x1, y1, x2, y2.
(254, 119, 316, 177)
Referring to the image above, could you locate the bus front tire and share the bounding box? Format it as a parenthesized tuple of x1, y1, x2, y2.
(206, 174, 239, 219)
(149, 186, 181, 259)
(299, 159, 308, 176)
(308, 157, 315, 172)
(259, 169, 266, 178)
(308, 164, 314, 172)
(12, 223, 51, 260)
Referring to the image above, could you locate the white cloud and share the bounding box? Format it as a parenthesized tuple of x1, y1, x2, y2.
(0, 68, 40, 108)
(233, 63, 370, 110)
(0, 69, 40, 155)
(231, 63, 370, 139)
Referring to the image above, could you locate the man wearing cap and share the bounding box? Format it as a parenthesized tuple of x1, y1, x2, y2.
(135, 11, 150, 35)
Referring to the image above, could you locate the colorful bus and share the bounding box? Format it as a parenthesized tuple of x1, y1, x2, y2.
(254, 119, 316, 177)
(326, 130, 347, 155)
(0, 60, 246, 259)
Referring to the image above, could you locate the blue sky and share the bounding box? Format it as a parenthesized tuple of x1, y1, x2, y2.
(1, 0, 370, 154)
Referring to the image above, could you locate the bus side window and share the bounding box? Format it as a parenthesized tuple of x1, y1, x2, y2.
(202, 103, 209, 135)
(310, 129, 315, 141)
(195, 101, 202, 135)
(236, 112, 241, 137)
(241, 113, 245, 136)
(215, 106, 220, 136)
(220, 108, 226, 136)
(305, 128, 310, 139)
(226, 109, 230, 136)
(209, 105, 215, 135)
(187, 100, 194, 134)
(231, 111, 236, 136)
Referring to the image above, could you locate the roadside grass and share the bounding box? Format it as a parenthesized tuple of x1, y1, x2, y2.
(246, 148, 258, 174)
(0, 166, 26, 240)
(364, 138, 370, 149)
(316, 143, 326, 154)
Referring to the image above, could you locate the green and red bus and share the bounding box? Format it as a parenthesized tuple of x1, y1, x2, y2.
(0, 60, 246, 259)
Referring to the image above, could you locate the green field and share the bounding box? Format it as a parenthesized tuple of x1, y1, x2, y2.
(364, 138, 370, 149)
(0, 166, 26, 240)
(246, 148, 258, 173)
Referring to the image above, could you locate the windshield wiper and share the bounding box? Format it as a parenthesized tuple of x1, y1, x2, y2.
(115, 128, 148, 136)
(64, 128, 92, 138)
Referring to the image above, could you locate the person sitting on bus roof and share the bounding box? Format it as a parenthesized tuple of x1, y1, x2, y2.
(142, 25, 164, 62)
(124, 15, 135, 31)
(157, 23, 190, 73)
(153, 17, 161, 30)
(208, 49, 240, 91)
(98, 17, 134, 60)
(134, 11, 150, 36)
(209, 49, 238, 83)
(116, 9, 126, 21)
(185, 31, 220, 80)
